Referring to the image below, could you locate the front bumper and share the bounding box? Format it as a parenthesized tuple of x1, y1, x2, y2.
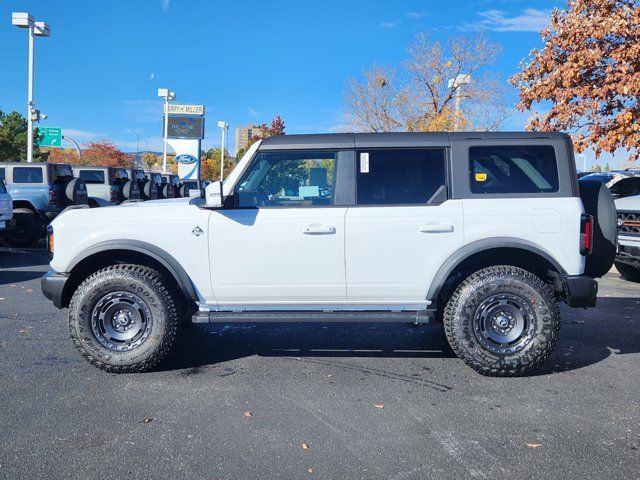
(41, 270, 69, 309)
(563, 275, 598, 308)
(616, 242, 640, 268)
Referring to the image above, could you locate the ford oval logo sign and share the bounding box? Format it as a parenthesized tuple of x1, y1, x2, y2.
(175, 154, 197, 164)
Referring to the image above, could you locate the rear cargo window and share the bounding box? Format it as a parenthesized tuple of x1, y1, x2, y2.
(78, 170, 105, 184)
(13, 167, 43, 183)
(469, 146, 559, 194)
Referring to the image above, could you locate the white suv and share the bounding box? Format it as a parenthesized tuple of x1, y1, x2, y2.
(41, 133, 616, 376)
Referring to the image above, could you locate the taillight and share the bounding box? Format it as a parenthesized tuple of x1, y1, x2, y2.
(110, 186, 118, 203)
(580, 214, 593, 255)
(49, 188, 58, 205)
(46, 226, 54, 257)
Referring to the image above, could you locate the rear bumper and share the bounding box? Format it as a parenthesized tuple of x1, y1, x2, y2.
(563, 275, 598, 308)
(41, 270, 69, 309)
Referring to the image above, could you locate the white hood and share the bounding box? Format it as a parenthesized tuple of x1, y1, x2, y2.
(615, 194, 640, 211)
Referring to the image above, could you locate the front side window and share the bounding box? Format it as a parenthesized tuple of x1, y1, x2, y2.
(0, 168, 5, 181)
(237, 151, 337, 207)
(469, 145, 559, 194)
(356, 149, 446, 205)
(78, 170, 105, 184)
(13, 167, 43, 184)
(0, 179, 6, 193)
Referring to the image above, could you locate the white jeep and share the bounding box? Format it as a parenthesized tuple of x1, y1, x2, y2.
(41, 133, 616, 376)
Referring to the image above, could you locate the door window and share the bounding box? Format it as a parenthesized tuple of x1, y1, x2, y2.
(356, 149, 446, 205)
(237, 151, 337, 207)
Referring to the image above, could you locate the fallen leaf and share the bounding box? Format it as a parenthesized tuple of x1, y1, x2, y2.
(143, 418, 154, 424)
(374, 403, 385, 409)
(526, 443, 542, 448)
(26, 289, 33, 293)
(302, 443, 310, 450)
(0, 297, 5, 301)
(18, 329, 28, 334)
(307, 468, 313, 474)
(327, 374, 333, 378)
(9, 284, 15, 288)
(243, 411, 253, 417)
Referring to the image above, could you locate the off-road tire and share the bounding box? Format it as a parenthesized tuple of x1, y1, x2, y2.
(68, 264, 179, 373)
(2, 208, 43, 247)
(615, 261, 640, 283)
(443, 265, 561, 377)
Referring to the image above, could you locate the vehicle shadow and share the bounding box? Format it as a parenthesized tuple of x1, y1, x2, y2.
(160, 296, 640, 376)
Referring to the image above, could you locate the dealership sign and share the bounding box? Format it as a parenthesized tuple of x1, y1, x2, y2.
(175, 153, 197, 164)
(163, 104, 205, 115)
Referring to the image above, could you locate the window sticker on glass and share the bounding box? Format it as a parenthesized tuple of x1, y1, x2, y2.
(475, 172, 487, 182)
(360, 152, 370, 173)
(299, 186, 320, 197)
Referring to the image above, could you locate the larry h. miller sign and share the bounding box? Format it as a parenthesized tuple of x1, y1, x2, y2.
(164, 105, 205, 180)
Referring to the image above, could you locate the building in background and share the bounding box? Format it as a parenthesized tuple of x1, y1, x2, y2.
(235, 124, 266, 155)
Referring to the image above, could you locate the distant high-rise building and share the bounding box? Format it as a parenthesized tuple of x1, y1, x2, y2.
(235, 124, 266, 155)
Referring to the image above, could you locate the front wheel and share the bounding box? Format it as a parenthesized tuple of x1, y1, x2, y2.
(68, 264, 179, 373)
(443, 266, 560, 377)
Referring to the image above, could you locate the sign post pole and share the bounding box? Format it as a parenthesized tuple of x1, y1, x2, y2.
(218, 121, 228, 182)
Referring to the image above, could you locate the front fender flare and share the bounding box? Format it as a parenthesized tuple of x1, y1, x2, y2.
(67, 240, 198, 302)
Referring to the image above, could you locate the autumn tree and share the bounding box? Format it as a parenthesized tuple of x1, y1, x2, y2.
(78, 140, 133, 167)
(343, 34, 511, 132)
(200, 147, 235, 180)
(235, 115, 286, 160)
(46, 148, 79, 164)
(511, 0, 640, 162)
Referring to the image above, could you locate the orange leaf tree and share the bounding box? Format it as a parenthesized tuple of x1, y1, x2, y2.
(79, 140, 133, 167)
(511, 0, 640, 161)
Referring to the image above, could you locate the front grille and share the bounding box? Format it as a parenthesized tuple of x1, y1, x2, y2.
(618, 210, 640, 236)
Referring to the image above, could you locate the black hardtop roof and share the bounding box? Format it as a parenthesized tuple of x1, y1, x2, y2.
(258, 132, 570, 150)
(0, 161, 72, 168)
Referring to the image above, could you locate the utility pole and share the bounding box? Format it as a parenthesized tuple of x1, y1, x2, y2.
(158, 88, 176, 174)
(448, 74, 471, 131)
(218, 121, 229, 182)
(12, 13, 51, 162)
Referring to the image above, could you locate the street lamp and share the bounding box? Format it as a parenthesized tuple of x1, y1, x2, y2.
(448, 74, 471, 131)
(217, 121, 229, 182)
(12, 12, 51, 163)
(158, 88, 176, 174)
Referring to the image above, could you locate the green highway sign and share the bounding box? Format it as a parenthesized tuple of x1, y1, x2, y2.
(38, 127, 63, 147)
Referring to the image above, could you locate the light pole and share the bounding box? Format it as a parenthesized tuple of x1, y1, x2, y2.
(217, 121, 229, 182)
(158, 88, 176, 174)
(448, 74, 471, 131)
(12, 12, 51, 163)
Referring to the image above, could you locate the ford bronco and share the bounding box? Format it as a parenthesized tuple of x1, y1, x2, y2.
(41, 133, 616, 376)
(74, 166, 140, 207)
(1, 162, 87, 246)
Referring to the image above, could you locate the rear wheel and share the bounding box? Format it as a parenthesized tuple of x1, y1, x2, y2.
(68, 264, 179, 373)
(2, 208, 43, 247)
(615, 261, 640, 282)
(443, 265, 560, 377)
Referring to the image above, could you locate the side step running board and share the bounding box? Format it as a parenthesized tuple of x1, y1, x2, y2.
(192, 310, 435, 324)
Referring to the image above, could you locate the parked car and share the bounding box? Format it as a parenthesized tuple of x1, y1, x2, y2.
(614, 194, 640, 281)
(42, 132, 616, 376)
(74, 166, 140, 207)
(1, 162, 87, 246)
(182, 179, 204, 197)
(144, 172, 165, 199)
(160, 174, 179, 198)
(0, 178, 13, 232)
(133, 169, 158, 201)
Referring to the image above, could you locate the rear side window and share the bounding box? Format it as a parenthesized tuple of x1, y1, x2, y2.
(356, 149, 446, 205)
(0, 168, 5, 181)
(78, 170, 105, 184)
(13, 167, 43, 183)
(470, 146, 559, 194)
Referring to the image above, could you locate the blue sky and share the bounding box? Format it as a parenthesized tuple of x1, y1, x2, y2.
(2, 0, 595, 160)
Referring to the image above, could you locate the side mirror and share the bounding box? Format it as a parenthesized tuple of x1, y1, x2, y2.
(204, 181, 224, 208)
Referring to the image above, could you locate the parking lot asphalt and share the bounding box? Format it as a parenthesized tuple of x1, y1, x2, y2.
(1, 243, 639, 480)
